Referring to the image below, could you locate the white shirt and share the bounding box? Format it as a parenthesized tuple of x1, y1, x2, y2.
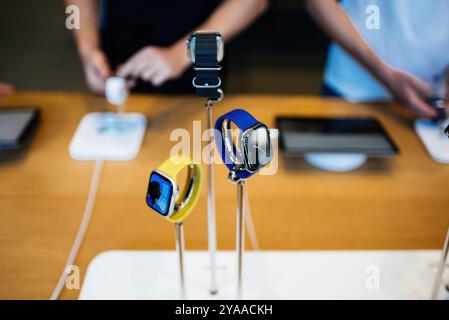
(324, 0, 449, 102)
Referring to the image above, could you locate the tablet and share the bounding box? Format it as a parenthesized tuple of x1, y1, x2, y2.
(0, 108, 40, 150)
(276, 117, 399, 156)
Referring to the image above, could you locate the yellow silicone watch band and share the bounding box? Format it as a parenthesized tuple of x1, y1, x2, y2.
(157, 155, 203, 223)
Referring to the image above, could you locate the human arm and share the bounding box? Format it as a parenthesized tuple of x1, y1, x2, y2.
(117, 0, 268, 87)
(305, 0, 436, 117)
(65, 0, 112, 93)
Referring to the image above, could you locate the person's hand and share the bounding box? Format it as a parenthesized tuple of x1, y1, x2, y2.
(0, 82, 14, 100)
(80, 47, 112, 94)
(383, 67, 436, 117)
(117, 42, 190, 87)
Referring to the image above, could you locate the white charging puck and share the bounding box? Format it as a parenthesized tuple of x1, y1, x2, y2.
(105, 77, 128, 106)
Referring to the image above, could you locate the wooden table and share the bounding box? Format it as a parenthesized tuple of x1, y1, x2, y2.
(0, 92, 448, 299)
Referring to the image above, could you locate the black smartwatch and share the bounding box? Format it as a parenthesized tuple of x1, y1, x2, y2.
(187, 31, 224, 101)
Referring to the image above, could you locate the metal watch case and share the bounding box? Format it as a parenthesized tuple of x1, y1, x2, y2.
(152, 170, 179, 218)
(241, 123, 273, 173)
(152, 164, 196, 218)
(222, 120, 273, 175)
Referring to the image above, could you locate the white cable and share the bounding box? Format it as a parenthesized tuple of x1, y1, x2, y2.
(244, 186, 260, 251)
(50, 160, 104, 300)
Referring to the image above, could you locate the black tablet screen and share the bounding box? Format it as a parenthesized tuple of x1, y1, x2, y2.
(277, 117, 399, 156)
(0, 109, 37, 149)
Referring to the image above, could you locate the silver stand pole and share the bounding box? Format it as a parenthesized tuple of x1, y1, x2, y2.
(175, 222, 186, 299)
(236, 180, 246, 299)
(431, 226, 449, 300)
(205, 99, 218, 295)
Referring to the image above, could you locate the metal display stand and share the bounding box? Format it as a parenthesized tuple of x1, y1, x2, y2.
(205, 97, 222, 295)
(175, 222, 186, 299)
(431, 226, 449, 300)
(235, 180, 246, 299)
(188, 31, 225, 296)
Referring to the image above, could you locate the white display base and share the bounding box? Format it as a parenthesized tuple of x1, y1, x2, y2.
(304, 153, 367, 172)
(415, 119, 449, 164)
(69, 112, 146, 161)
(79, 250, 448, 300)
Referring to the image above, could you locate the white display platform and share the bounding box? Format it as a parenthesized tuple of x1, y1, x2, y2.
(415, 119, 449, 164)
(79, 250, 448, 300)
(69, 112, 146, 161)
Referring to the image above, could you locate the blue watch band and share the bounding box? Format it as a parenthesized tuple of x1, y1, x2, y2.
(214, 109, 260, 180)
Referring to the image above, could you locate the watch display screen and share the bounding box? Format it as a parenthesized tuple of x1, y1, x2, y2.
(146, 171, 174, 216)
(242, 123, 273, 172)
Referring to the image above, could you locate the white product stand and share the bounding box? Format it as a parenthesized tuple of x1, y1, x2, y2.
(69, 112, 146, 160)
(415, 119, 449, 164)
(69, 77, 146, 161)
(79, 249, 448, 300)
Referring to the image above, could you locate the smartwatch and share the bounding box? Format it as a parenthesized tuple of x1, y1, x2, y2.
(187, 31, 224, 101)
(215, 109, 273, 182)
(428, 96, 448, 121)
(146, 155, 203, 223)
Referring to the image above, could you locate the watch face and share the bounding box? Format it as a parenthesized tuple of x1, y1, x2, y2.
(146, 171, 174, 216)
(242, 123, 273, 172)
(187, 32, 224, 63)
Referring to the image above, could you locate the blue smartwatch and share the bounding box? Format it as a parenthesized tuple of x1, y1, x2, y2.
(215, 109, 273, 182)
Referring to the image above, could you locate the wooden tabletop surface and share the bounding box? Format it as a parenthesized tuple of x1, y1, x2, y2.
(0, 92, 448, 299)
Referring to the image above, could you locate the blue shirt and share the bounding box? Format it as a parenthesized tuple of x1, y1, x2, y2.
(324, 0, 449, 102)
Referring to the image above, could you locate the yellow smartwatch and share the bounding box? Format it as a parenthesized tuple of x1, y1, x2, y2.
(146, 155, 203, 223)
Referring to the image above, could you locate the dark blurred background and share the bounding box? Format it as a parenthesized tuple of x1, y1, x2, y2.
(0, 0, 330, 94)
